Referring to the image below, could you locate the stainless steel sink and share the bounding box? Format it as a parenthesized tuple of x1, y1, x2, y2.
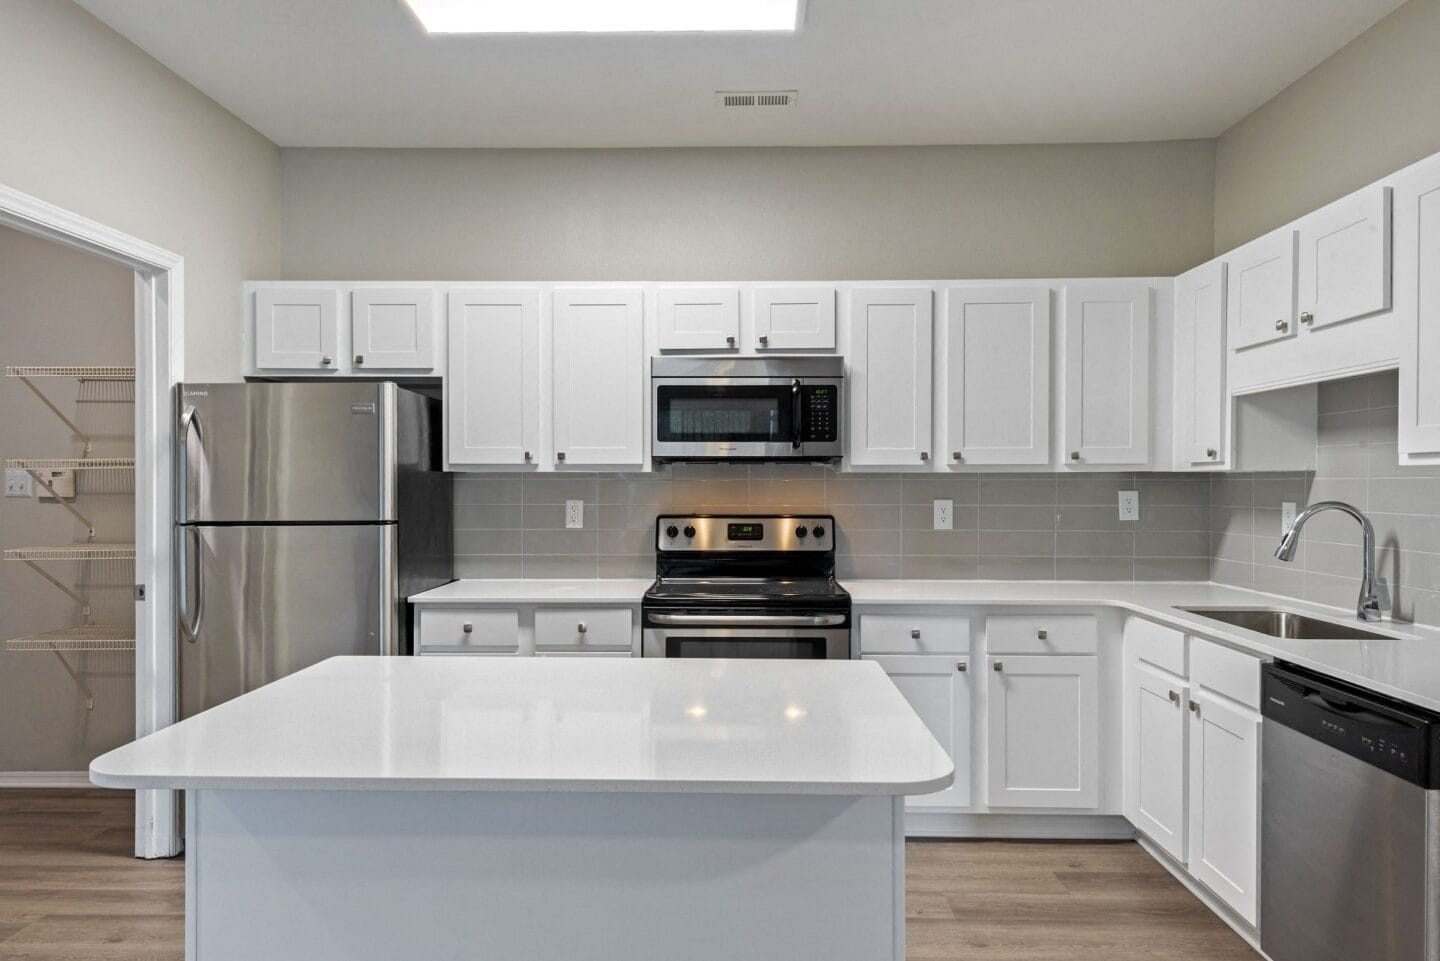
(1178, 607, 1395, 641)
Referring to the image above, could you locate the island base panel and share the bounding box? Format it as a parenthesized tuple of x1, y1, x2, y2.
(185, 789, 905, 961)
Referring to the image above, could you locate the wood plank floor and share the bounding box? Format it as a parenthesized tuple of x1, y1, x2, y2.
(0, 790, 1257, 960)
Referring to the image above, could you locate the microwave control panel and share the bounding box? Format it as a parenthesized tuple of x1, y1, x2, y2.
(802, 385, 839, 443)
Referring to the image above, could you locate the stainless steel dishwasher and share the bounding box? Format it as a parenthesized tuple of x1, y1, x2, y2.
(1261, 662, 1440, 961)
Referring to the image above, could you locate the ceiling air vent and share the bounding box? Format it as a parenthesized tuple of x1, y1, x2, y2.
(717, 90, 798, 108)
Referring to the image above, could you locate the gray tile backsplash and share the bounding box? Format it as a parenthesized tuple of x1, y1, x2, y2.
(1210, 370, 1440, 628)
(453, 465, 1213, 582)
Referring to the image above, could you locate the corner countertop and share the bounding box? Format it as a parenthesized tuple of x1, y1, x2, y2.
(89, 656, 954, 795)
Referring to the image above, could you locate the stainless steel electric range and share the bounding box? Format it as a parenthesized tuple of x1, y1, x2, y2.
(641, 514, 852, 660)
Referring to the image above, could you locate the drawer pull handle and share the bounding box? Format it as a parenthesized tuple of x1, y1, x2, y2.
(1037, 629, 1048, 641)
(957, 662, 967, 672)
(993, 661, 1004, 672)
(910, 629, 921, 639)
(1169, 690, 1180, 703)
(577, 622, 587, 634)
(462, 623, 473, 634)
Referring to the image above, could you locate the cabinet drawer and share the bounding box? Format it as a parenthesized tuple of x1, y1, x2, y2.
(418, 609, 520, 652)
(1125, 618, 1186, 676)
(1190, 637, 1263, 709)
(987, 614, 1097, 654)
(859, 614, 970, 654)
(535, 607, 633, 650)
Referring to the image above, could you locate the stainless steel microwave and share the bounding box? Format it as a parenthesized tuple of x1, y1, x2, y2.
(651, 356, 844, 462)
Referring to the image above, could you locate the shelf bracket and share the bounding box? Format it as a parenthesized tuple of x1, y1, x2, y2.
(47, 649, 95, 711)
(24, 468, 96, 540)
(20, 560, 91, 618)
(15, 375, 92, 454)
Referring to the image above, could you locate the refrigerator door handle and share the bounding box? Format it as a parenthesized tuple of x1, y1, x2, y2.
(179, 404, 203, 520)
(178, 527, 204, 644)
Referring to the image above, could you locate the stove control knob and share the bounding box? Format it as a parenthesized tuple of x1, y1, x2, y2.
(665, 525, 679, 539)
(683, 525, 696, 539)
(795, 526, 807, 538)
(812, 525, 827, 539)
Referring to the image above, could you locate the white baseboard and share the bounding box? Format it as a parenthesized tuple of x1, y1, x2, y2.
(1135, 834, 1268, 957)
(0, 771, 95, 788)
(905, 811, 1136, 840)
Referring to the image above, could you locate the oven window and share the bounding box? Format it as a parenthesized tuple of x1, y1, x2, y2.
(666, 636, 828, 659)
(656, 386, 793, 444)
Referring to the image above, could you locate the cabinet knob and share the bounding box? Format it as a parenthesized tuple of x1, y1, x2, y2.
(910, 629, 921, 639)
(1275, 319, 1288, 332)
(1070, 451, 1080, 461)
(320, 355, 333, 366)
(919, 451, 929, 462)
(462, 622, 473, 634)
(726, 336, 736, 346)
(577, 622, 587, 634)
(354, 354, 365, 365)
(1207, 448, 1218, 459)
(1168, 690, 1180, 703)
(952, 451, 962, 462)
(993, 661, 1004, 672)
(523, 451, 533, 462)
(1300, 311, 1314, 325)
(1037, 629, 1048, 641)
(957, 662, 967, 673)
(758, 335, 769, 346)
(557, 452, 566, 463)
(1189, 701, 1200, 715)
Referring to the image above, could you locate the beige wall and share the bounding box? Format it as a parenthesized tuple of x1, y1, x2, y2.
(281, 142, 1216, 281)
(1214, 0, 1440, 251)
(0, 225, 136, 772)
(0, 0, 281, 382)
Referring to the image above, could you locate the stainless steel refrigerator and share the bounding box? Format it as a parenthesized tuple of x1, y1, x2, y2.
(175, 382, 451, 717)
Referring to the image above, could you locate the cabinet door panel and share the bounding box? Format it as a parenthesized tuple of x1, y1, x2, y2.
(867, 655, 971, 809)
(656, 287, 739, 351)
(754, 287, 836, 350)
(1297, 184, 1391, 331)
(1227, 229, 1297, 351)
(254, 287, 340, 371)
(352, 288, 437, 372)
(942, 287, 1051, 465)
(986, 655, 1099, 809)
(848, 288, 933, 466)
(1396, 155, 1440, 459)
(553, 288, 645, 466)
(1174, 262, 1228, 468)
(1063, 285, 1150, 465)
(1187, 691, 1260, 925)
(446, 288, 540, 467)
(1128, 664, 1188, 861)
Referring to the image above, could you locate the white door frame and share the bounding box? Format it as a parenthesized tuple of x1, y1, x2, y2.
(0, 181, 183, 858)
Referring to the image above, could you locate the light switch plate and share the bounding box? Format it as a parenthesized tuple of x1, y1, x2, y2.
(4, 468, 31, 498)
(933, 499, 953, 531)
(1118, 490, 1140, 521)
(565, 499, 584, 530)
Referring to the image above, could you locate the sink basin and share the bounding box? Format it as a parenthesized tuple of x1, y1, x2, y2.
(1178, 607, 1394, 641)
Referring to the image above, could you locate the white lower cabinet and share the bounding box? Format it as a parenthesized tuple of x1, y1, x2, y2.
(1126, 662, 1188, 861)
(985, 654, 1099, 808)
(415, 605, 638, 656)
(865, 655, 972, 809)
(1187, 687, 1261, 926)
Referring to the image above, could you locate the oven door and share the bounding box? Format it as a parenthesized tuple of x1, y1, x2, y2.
(652, 377, 804, 460)
(642, 612, 852, 660)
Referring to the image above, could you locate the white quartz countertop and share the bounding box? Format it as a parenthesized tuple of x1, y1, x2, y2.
(90, 656, 954, 795)
(410, 579, 653, 604)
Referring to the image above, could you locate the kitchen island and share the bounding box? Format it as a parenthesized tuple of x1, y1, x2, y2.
(91, 656, 951, 961)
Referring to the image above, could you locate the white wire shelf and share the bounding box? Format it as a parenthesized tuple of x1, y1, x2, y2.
(4, 544, 136, 561)
(6, 626, 136, 653)
(6, 457, 135, 471)
(5, 366, 135, 381)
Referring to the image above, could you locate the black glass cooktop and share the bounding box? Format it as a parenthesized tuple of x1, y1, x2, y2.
(644, 577, 850, 610)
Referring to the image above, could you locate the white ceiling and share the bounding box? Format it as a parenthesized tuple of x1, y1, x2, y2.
(74, 0, 1405, 149)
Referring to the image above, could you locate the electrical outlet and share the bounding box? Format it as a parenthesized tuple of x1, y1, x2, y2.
(933, 499, 953, 531)
(1118, 490, 1140, 521)
(565, 499, 584, 530)
(4, 468, 31, 498)
(1281, 501, 1297, 534)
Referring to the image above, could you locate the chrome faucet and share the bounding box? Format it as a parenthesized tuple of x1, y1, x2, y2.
(1273, 501, 1383, 622)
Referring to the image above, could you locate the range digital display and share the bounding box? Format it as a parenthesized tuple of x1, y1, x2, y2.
(727, 522, 765, 541)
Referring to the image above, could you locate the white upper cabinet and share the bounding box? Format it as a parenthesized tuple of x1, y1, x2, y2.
(351, 288, 437, 372)
(655, 286, 739, 351)
(753, 287, 836, 350)
(253, 286, 341, 372)
(1062, 285, 1151, 466)
(1296, 184, 1391, 332)
(1173, 262, 1228, 469)
(847, 288, 934, 467)
(1226, 228, 1297, 352)
(986, 655, 1099, 809)
(1395, 154, 1440, 462)
(866, 654, 972, 810)
(552, 288, 645, 467)
(941, 287, 1051, 466)
(446, 288, 540, 468)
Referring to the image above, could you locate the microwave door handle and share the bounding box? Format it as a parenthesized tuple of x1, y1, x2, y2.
(791, 379, 803, 450)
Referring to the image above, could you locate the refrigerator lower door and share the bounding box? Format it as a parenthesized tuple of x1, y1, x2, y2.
(178, 523, 394, 718)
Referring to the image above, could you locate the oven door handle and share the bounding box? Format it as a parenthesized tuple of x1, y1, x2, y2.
(648, 613, 847, 627)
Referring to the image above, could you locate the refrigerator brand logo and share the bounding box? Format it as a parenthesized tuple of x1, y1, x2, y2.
(183, 390, 208, 397)
(351, 403, 377, 414)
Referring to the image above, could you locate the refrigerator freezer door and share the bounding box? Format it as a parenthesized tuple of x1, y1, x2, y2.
(178, 524, 393, 718)
(178, 382, 394, 523)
